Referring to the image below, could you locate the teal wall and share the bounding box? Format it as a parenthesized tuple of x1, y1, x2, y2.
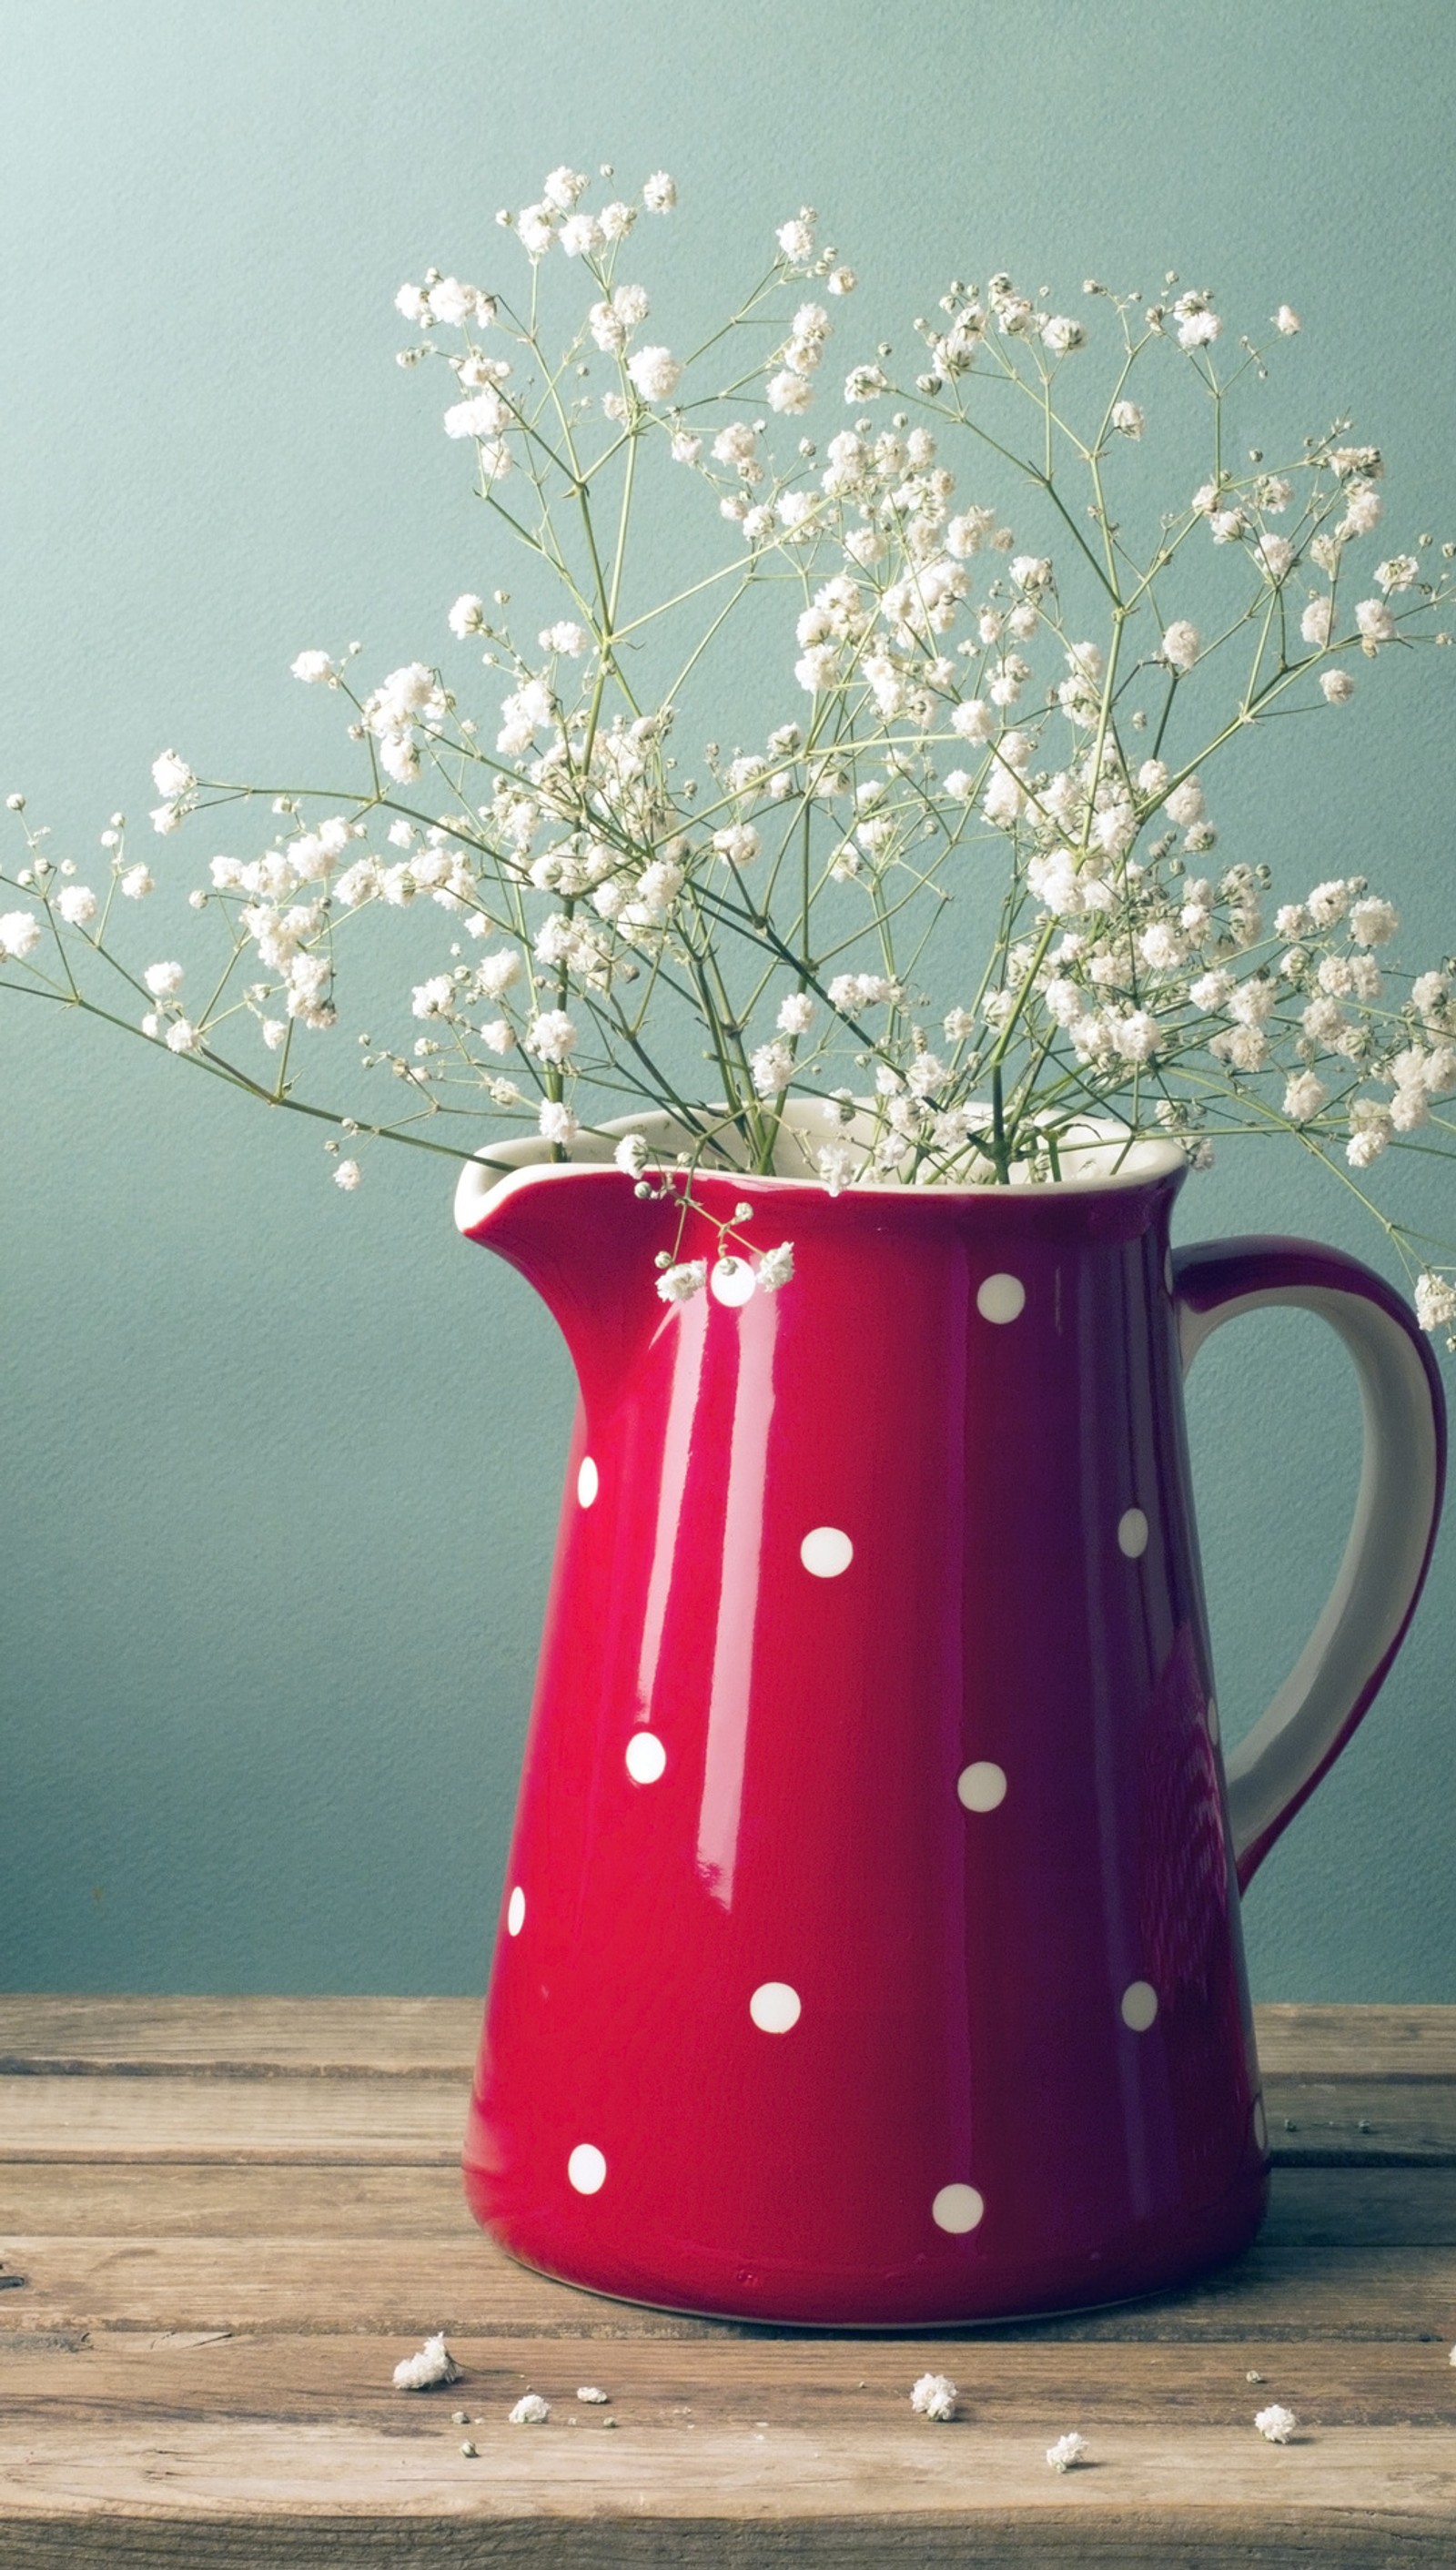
(2, 0, 1453, 1998)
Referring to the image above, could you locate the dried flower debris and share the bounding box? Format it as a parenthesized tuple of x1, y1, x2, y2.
(1254, 2403, 1298, 2444)
(391, 2332, 461, 2391)
(510, 2392, 551, 2425)
(1046, 2431, 1089, 2472)
(908, 2372, 957, 2422)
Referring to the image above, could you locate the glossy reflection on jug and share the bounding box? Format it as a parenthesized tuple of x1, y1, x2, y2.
(455, 1150, 1442, 2325)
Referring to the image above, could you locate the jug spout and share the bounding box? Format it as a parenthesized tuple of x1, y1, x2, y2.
(455, 1149, 667, 1407)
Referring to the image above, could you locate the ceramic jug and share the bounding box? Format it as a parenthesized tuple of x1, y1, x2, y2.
(454, 1116, 1445, 2325)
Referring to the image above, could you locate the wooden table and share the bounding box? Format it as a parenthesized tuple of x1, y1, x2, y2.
(1, 1999, 1454, 2564)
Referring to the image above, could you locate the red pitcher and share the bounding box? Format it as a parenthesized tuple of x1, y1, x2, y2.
(455, 1119, 1444, 2326)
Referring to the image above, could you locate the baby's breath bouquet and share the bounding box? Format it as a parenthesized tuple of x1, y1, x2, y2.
(5, 165, 1456, 1334)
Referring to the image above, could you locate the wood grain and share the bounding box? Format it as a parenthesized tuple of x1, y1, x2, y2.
(3, 1998, 1456, 2565)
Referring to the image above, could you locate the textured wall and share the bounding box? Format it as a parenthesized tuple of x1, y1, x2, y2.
(1, 0, 1452, 1995)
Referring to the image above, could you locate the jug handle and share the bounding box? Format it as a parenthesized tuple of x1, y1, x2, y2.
(1173, 1238, 1446, 1889)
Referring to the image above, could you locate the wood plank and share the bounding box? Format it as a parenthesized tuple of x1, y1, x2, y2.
(0, 2515, 1451, 2569)
(2, 1998, 1453, 2083)
(1, 2330, 1453, 2429)
(0, 2415, 1453, 2545)
(1, 2232, 1454, 2342)
(0, 2077, 468, 2162)
(0, 2164, 480, 2238)
(0, 1999, 481, 2079)
(1254, 2006, 1456, 2080)
(5, 2069, 1456, 2165)
(6, 2160, 1456, 2249)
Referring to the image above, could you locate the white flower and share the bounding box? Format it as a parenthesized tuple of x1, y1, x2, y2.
(1349, 895, 1399, 946)
(1355, 597, 1396, 645)
(1274, 304, 1302, 335)
(909, 2373, 957, 2423)
(152, 750, 194, 799)
(1010, 554, 1052, 592)
(393, 2332, 460, 2391)
(120, 864, 154, 898)
(1300, 598, 1333, 647)
(1138, 922, 1186, 972)
(527, 1008, 578, 1063)
(1111, 400, 1144, 438)
(1041, 315, 1084, 354)
(144, 959, 184, 997)
(1178, 309, 1221, 349)
(1166, 777, 1205, 827)
(1415, 1274, 1456, 1335)
(767, 369, 812, 414)
(411, 973, 455, 1019)
(56, 885, 97, 926)
(165, 1017, 203, 1054)
(542, 165, 589, 211)
(713, 823, 760, 868)
(671, 431, 702, 463)
(1283, 1072, 1328, 1122)
(614, 1133, 650, 1177)
(1256, 533, 1295, 582)
(1113, 1009, 1160, 1063)
(777, 992, 814, 1035)
(642, 171, 677, 212)
(1347, 1101, 1393, 1166)
(539, 621, 590, 657)
(1160, 619, 1200, 672)
(656, 1258, 707, 1304)
(757, 1241, 794, 1290)
(538, 1099, 579, 1145)
(844, 363, 888, 402)
(291, 649, 335, 683)
(449, 594, 486, 639)
(626, 344, 682, 403)
(479, 1019, 514, 1056)
(444, 390, 510, 440)
(826, 266, 856, 295)
(0, 907, 41, 960)
(1307, 878, 1351, 927)
(509, 2392, 551, 2425)
(1254, 2405, 1297, 2445)
(950, 699, 993, 741)
(1046, 2433, 1088, 2473)
(776, 210, 815, 262)
(751, 1037, 794, 1097)
(559, 212, 603, 258)
(333, 1157, 362, 1189)
(1341, 482, 1383, 536)
(1376, 553, 1420, 594)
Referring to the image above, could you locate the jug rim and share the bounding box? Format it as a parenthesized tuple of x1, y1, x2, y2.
(454, 1103, 1186, 1236)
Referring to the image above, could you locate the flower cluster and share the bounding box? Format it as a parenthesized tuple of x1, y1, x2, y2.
(3, 169, 1453, 1330)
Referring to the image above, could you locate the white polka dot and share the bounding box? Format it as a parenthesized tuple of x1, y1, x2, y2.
(801, 1525, 854, 1578)
(1121, 1979, 1158, 2032)
(1207, 1697, 1220, 1746)
(711, 1255, 756, 1308)
(625, 1731, 666, 1785)
(506, 1885, 526, 1938)
(1252, 2097, 1268, 2152)
(749, 1981, 802, 2033)
(576, 1455, 599, 1508)
(976, 1271, 1026, 1325)
(931, 2182, 985, 2234)
(1117, 1506, 1149, 1559)
(956, 1761, 1007, 1814)
(568, 2143, 606, 2195)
